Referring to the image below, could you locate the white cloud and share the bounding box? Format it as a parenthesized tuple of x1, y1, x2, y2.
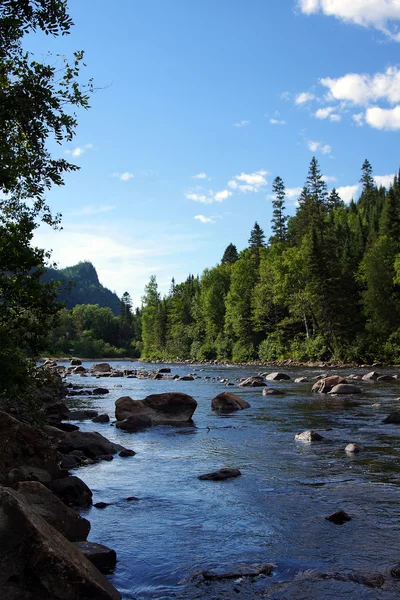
(295, 92, 316, 104)
(228, 170, 269, 193)
(74, 205, 116, 216)
(322, 175, 337, 183)
(297, 0, 400, 41)
(281, 91, 291, 101)
(234, 120, 250, 128)
(365, 105, 400, 130)
(194, 215, 216, 224)
(308, 140, 332, 154)
(315, 106, 342, 121)
(111, 171, 134, 182)
(374, 174, 396, 188)
(214, 189, 232, 202)
(353, 112, 364, 126)
(65, 143, 93, 158)
(337, 184, 360, 203)
(186, 192, 213, 204)
(193, 172, 208, 179)
(268, 186, 303, 204)
(270, 118, 286, 125)
(321, 67, 400, 106)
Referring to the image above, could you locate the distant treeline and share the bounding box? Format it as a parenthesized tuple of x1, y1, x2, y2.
(47, 158, 400, 363)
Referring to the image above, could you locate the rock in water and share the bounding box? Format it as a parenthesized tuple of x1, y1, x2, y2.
(211, 392, 250, 412)
(295, 430, 324, 442)
(312, 375, 346, 393)
(115, 393, 197, 425)
(328, 384, 362, 394)
(238, 376, 266, 387)
(0, 486, 121, 600)
(73, 541, 117, 573)
(345, 443, 363, 454)
(264, 372, 291, 381)
(325, 509, 352, 524)
(198, 468, 241, 481)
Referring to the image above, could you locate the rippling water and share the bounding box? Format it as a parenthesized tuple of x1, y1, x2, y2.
(62, 361, 400, 599)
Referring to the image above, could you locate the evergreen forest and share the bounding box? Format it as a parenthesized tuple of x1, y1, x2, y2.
(46, 157, 400, 365)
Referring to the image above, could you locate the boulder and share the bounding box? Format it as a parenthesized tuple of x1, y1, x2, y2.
(328, 384, 362, 394)
(176, 375, 195, 381)
(92, 388, 110, 395)
(312, 375, 346, 394)
(0, 487, 120, 600)
(70, 358, 82, 366)
(119, 449, 136, 457)
(73, 541, 117, 573)
(295, 430, 324, 442)
(57, 430, 126, 459)
(262, 387, 284, 396)
(92, 363, 112, 373)
(72, 365, 87, 374)
(264, 372, 291, 381)
(238, 376, 266, 387)
(377, 374, 395, 381)
(211, 392, 250, 412)
(325, 509, 352, 524)
(345, 443, 363, 454)
(16, 481, 90, 542)
(200, 563, 274, 581)
(51, 475, 93, 508)
(198, 468, 241, 481)
(295, 377, 309, 383)
(362, 371, 380, 380)
(65, 409, 98, 420)
(116, 415, 152, 431)
(7, 466, 52, 487)
(157, 368, 171, 374)
(0, 412, 60, 484)
(92, 414, 110, 423)
(383, 411, 400, 424)
(115, 393, 197, 425)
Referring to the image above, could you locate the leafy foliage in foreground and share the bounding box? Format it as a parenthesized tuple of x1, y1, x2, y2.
(140, 160, 400, 364)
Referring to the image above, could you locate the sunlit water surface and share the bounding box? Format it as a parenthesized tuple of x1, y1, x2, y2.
(61, 362, 400, 599)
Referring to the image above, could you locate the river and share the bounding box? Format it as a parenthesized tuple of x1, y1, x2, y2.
(62, 361, 400, 599)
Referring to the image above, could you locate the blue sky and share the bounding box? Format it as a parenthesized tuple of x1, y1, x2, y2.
(33, 0, 400, 308)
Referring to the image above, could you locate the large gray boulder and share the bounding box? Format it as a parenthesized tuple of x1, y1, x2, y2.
(0, 486, 121, 600)
(16, 481, 90, 542)
(312, 375, 346, 393)
(295, 430, 324, 442)
(264, 372, 291, 381)
(57, 430, 127, 459)
(115, 393, 197, 425)
(328, 384, 362, 394)
(91, 363, 112, 373)
(211, 392, 250, 412)
(238, 376, 265, 387)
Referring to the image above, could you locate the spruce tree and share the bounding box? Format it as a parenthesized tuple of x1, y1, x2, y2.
(221, 243, 239, 264)
(327, 188, 344, 211)
(248, 222, 266, 249)
(270, 176, 288, 244)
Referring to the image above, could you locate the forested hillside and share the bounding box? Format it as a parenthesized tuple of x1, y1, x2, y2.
(139, 158, 400, 364)
(42, 261, 121, 314)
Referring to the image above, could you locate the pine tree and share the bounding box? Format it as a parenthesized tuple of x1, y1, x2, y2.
(327, 188, 344, 211)
(221, 243, 239, 264)
(248, 222, 266, 249)
(360, 159, 374, 192)
(270, 176, 288, 244)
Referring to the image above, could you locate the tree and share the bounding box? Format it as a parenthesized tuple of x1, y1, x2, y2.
(221, 243, 238, 264)
(270, 176, 288, 244)
(0, 1, 91, 401)
(248, 222, 266, 250)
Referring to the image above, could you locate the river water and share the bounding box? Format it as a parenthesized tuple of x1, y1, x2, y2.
(62, 361, 400, 599)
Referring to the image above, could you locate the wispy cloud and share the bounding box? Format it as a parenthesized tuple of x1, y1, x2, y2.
(228, 170, 269, 193)
(192, 172, 209, 180)
(315, 106, 341, 122)
(297, 0, 400, 42)
(295, 92, 315, 105)
(270, 118, 286, 125)
(194, 215, 216, 224)
(73, 205, 117, 216)
(65, 143, 93, 158)
(234, 120, 250, 128)
(307, 140, 332, 154)
(111, 172, 135, 181)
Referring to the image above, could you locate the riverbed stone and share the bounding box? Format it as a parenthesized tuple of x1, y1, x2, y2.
(262, 387, 285, 395)
(362, 371, 380, 380)
(57, 430, 126, 458)
(312, 375, 346, 393)
(345, 443, 363, 454)
(328, 383, 362, 394)
(70, 358, 82, 366)
(119, 448, 136, 457)
(198, 468, 241, 481)
(211, 392, 250, 412)
(325, 509, 352, 524)
(92, 414, 110, 423)
(200, 563, 274, 580)
(7, 466, 52, 486)
(115, 393, 197, 425)
(92, 363, 112, 373)
(295, 430, 324, 442)
(51, 475, 93, 508)
(264, 372, 291, 381)
(0, 486, 121, 600)
(73, 541, 117, 573)
(383, 411, 400, 424)
(15, 481, 90, 541)
(238, 376, 265, 387)
(92, 387, 110, 395)
(295, 377, 309, 383)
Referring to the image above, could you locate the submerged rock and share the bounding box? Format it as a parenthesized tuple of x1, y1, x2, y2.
(200, 563, 274, 580)
(328, 384, 362, 394)
(73, 541, 117, 573)
(262, 387, 284, 395)
(345, 443, 363, 454)
(383, 411, 400, 424)
(211, 392, 250, 412)
(198, 468, 241, 481)
(325, 509, 352, 524)
(295, 430, 324, 442)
